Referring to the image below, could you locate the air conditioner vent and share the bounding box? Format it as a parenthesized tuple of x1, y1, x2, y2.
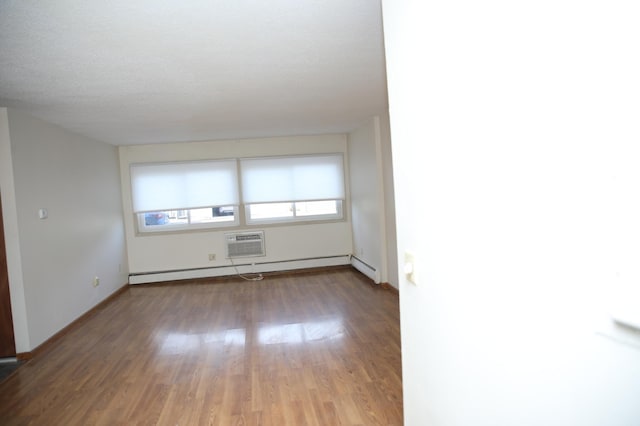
(225, 231, 265, 258)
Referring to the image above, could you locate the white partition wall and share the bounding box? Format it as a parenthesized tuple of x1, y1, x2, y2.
(383, 1, 640, 425)
(1, 109, 127, 351)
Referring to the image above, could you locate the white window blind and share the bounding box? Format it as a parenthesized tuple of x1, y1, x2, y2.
(130, 160, 239, 213)
(240, 154, 345, 204)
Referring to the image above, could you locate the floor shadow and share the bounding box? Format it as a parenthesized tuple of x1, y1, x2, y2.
(0, 361, 22, 383)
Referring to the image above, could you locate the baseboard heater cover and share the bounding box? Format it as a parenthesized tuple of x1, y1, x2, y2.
(351, 255, 380, 283)
(129, 255, 351, 284)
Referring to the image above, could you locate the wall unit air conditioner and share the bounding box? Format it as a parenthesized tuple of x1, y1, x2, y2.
(225, 231, 266, 259)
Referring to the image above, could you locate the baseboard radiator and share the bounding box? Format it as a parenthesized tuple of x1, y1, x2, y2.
(350, 255, 380, 283)
(129, 255, 351, 284)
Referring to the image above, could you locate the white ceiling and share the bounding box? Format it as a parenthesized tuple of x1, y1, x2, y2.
(0, 1, 388, 145)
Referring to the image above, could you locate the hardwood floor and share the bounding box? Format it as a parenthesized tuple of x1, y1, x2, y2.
(0, 267, 403, 425)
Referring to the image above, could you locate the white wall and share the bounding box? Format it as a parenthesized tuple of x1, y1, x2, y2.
(4, 109, 128, 350)
(383, 1, 640, 425)
(119, 135, 353, 277)
(348, 114, 398, 286)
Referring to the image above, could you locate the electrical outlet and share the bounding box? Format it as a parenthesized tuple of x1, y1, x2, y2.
(93, 276, 100, 287)
(404, 252, 417, 285)
(208, 253, 216, 261)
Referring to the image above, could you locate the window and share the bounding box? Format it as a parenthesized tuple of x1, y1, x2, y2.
(130, 160, 239, 232)
(139, 206, 237, 230)
(241, 154, 345, 224)
(130, 154, 346, 233)
(246, 200, 343, 224)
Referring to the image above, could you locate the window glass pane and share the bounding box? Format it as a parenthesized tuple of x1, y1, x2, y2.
(190, 207, 236, 224)
(248, 203, 294, 220)
(246, 200, 342, 224)
(173, 210, 188, 219)
(295, 200, 339, 216)
(139, 206, 237, 232)
(144, 212, 171, 226)
(212, 206, 236, 218)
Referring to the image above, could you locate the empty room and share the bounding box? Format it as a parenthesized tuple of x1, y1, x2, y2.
(2, 1, 640, 426)
(0, 1, 401, 424)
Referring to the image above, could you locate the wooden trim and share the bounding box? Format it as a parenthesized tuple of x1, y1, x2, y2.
(380, 282, 399, 294)
(0, 193, 17, 358)
(16, 284, 129, 361)
(16, 352, 32, 361)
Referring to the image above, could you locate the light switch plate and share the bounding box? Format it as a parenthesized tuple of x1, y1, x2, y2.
(404, 251, 417, 285)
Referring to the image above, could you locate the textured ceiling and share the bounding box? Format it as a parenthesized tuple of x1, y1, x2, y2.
(0, 1, 388, 145)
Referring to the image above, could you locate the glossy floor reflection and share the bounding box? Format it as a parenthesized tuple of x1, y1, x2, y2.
(157, 317, 346, 356)
(257, 318, 345, 345)
(0, 267, 402, 425)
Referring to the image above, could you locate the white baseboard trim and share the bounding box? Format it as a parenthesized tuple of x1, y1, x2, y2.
(129, 255, 351, 284)
(351, 255, 380, 283)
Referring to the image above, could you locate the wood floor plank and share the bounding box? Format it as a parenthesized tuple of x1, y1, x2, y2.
(0, 267, 402, 425)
